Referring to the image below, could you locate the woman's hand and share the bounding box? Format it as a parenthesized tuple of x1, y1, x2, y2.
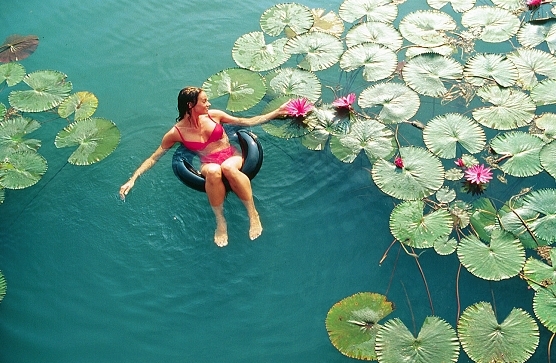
(119, 179, 135, 200)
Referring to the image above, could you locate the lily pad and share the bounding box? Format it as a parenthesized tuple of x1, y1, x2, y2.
(311, 9, 344, 37)
(54, 118, 120, 165)
(375, 317, 460, 363)
(232, 32, 289, 72)
(260, 3, 314, 37)
(423, 113, 485, 159)
(457, 229, 525, 281)
(345, 21, 402, 51)
(540, 141, 556, 179)
(8, 70, 73, 112)
(0, 62, 25, 87)
(0, 35, 39, 63)
(399, 10, 457, 48)
(490, 131, 545, 177)
(340, 43, 397, 82)
(536, 113, 556, 140)
(389, 200, 453, 248)
(0, 116, 41, 156)
(202, 68, 266, 112)
(326, 292, 394, 361)
(498, 197, 548, 249)
(284, 31, 344, 71)
(523, 248, 556, 291)
(507, 48, 556, 90)
(372, 146, 445, 200)
(519, 189, 556, 243)
(427, 0, 476, 12)
(469, 197, 499, 243)
(517, 19, 556, 54)
(458, 302, 539, 363)
(0, 150, 47, 189)
(533, 285, 556, 333)
(464, 53, 518, 88)
(402, 54, 463, 97)
(472, 86, 535, 130)
(358, 82, 420, 124)
(339, 0, 398, 23)
(491, 0, 525, 11)
(0, 270, 5, 302)
(434, 237, 458, 255)
(461, 6, 520, 42)
(58, 91, 98, 121)
(530, 78, 556, 106)
(302, 104, 350, 150)
(329, 117, 396, 163)
(265, 67, 321, 102)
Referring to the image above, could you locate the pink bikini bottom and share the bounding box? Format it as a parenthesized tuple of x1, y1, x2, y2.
(200, 146, 238, 165)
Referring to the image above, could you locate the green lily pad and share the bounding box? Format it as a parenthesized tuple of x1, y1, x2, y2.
(498, 196, 548, 249)
(458, 302, 539, 363)
(311, 9, 344, 37)
(519, 189, 556, 243)
(232, 32, 289, 72)
(358, 82, 420, 124)
(0, 62, 25, 87)
(540, 141, 556, 179)
(507, 48, 556, 90)
(265, 67, 321, 102)
(402, 54, 463, 97)
(0, 116, 41, 156)
(375, 316, 460, 363)
(530, 78, 556, 106)
(326, 292, 394, 360)
(202, 68, 266, 112)
(259, 3, 314, 37)
(339, 0, 398, 23)
(536, 113, 556, 140)
(0, 150, 47, 189)
(8, 70, 72, 112)
(436, 186, 456, 204)
(58, 91, 98, 121)
(464, 54, 518, 88)
(469, 197, 499, 243)
(434, 237, 458, 255)
(302, 104, 350, 151)
(423, 113, 485, 159)
(492, 0, 526, 11)
(523, 248, 556, 291)
(472, 86, 535, 130)
(284, 31, 344, 71)
(54, 118, 120, 165)
(533, 285, 556, 333)
(399, 10, 456, 47)
(0, 103, 5, 119)
(372, 146, 445, 201)
(329, 117, 396, 163)
(345, 21, 402, 50)
(457, 229, 525, 281)
(490, 131, 545, 177)
(461, 6, 520, 42)
(340, 43, 397, 82)
(517, 19, 556, 54)
(389, 200, 453, 248)
(427, 0, 476, 12)
(0, 270, 5, 302)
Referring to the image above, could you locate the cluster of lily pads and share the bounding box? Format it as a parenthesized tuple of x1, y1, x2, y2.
(200, 0, 556, 361)
(0, 34, 120, 205)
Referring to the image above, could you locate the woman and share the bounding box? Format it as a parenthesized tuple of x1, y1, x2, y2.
(119, 86, 289, 247)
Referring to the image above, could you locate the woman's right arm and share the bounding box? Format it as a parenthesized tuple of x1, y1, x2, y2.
(119, 131, 176, 200)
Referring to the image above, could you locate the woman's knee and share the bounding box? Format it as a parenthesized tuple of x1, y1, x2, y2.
(221, 160, 242, 179)
(203, 165, 223, 183)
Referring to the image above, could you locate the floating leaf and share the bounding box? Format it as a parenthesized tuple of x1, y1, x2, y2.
(530, 78, 556, 106)
(358, 82, 420, 124)
(261, 96, 312, 139)
(58, 91, 98, 121)
(339, 0, 398, 23)
(0, 62, 25, 87)
(0, 35, 39, 63)
(540, 141, 556, 179)
(8, 70, 72, 112)
(0, 103, 5, 119)
(0, 116, 41, 156)
(490, 131, 545, 177)
(492, 0, 525, 11)
(326, 292, 394, 360)
(389, 200, 453, 248)
(260, 3, 314, 37)
(399, 10, 456, 47)
(461, 6, 520, 43)
(427, 0, 476, 12)
(340, 43, 397, 82)
(507, 48, 556, 90)
(0, 270, 5, 302)
(265, 67, 321, 102)
(372, 146, 445, 201)
(472, 86, 535, 130)
(54, 118, 120, 165)
(517, 19, 556, 54)
(284, 31, 344, 71)
(469, 197, 499, 243)
(523, 248, 556, 291)
(376, 317, 460, 363)
(533, 285, 556, 333)
(0, 151, 47, 189)
(232, 32, 289, 72)
(457, 230, 525, 281)
(536, 113, 556, 140)
(423, 113, 485, 159)
(434, 237, 458, 255)
(345, 21, 402, 51)
(402, 54, 463, 97)
(202, 68, 266, 112)
(458, 302, 539, 363)
(464, 53, 518, 88)
(498, 197, 548, 249)
(436, 186, 456, 204)
(329, 117, 396, 163)
(405, 44, 456, 59)
(519, 189, 556, 243)
(310, 9, 344, 37)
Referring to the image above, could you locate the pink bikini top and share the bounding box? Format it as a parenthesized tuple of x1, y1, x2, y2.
(174, 120, 224, 151)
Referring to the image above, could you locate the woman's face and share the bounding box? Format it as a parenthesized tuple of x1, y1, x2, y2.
(192, 91, 211, 114)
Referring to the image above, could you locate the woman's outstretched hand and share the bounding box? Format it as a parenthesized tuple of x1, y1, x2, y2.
(119, 180, 135, 200)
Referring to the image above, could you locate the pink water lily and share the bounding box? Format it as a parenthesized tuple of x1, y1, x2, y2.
(332, 93, 356, 109)
(285, 98, 314, 118)
(394, 156, 404, 169)
(455, 158, 465, 167)
(527, 0, 542, 6)
(464, 164, 493, 184)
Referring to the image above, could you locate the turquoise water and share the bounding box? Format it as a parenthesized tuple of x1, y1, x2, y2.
(0, 0, 553, 362)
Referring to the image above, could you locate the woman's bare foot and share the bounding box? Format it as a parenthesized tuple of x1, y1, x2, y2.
(214, 220, 228, 247)
(249, 214, 263, 240)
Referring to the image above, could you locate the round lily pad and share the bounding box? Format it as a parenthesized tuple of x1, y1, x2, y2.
(523, 248, 556, 291)
(427, 0, 476, 12)
(311, 9, 344, 37)
(399, 10, 456, 47)
(472, 86, 535, 130)
(340, 43, 397, 82)
(507, 48, 556, 90)
(358, 82, 420, 124)
(464, 54, 518, 88)
(540, 141, 556, 179)
(517, 19, 556, 53)
(423, 113, 485, 158)
(58, 91, 98, 121)
(530, 78, 556, 106)
(339, 0, 398, 23)
(461, 6, 520, 42)
(284, 31, 344, 71)
(202, 68, 266, 112)
(533, 285, 556, 333)
(490, 131, 545, 177)
(0, 62, 25, 87)
(8, 70, 72, 112)
(0, 150, 47, 189)
(232, 32, 289, 72)
(259, 3, 313, 37)
(265, 67, 321, 102)
(345, 21, 402, 50)
(0, 116, 41, 155)
(402, 54, 463, 97)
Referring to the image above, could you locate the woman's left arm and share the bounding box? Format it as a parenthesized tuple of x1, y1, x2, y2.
(212, 102, 289, 126)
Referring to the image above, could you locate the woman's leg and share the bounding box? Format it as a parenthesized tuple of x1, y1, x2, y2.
(221, 156, 263, 240)
(201, 163, 228, 247)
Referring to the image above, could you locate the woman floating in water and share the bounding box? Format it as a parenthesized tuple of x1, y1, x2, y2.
(119, 86, 289, 247)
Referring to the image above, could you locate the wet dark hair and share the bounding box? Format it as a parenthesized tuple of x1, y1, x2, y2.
(176, 86, 203, 122)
